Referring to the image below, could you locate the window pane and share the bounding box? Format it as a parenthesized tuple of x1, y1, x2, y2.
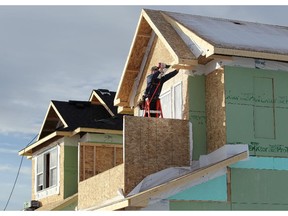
(160, 91, 171, 118)
(37, 174, 43, 191)
(37, 155, 43, 174)
(174, 83, 182, 119)
(50, 168, 57, 186)
(50, 148, 57, 168)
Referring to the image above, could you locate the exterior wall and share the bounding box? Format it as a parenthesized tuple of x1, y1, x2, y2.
(123, 115, 191, 195)
(79, 133, 123, 181)
(78, 164, 124, 210)
(79, 143, 123, 181)
(168, 156, 288, 210)
(134, 36, 188, 119)
(34, 144, 64, 206)
(63, 145, 78, 198)
(206, 69, 226, 153)
(80, 133, 123, 144)
(188, 75, 206, 160)
(225, 65, 288, 157)
(170, 201, 230, 210)
(31, 136, 80, 207)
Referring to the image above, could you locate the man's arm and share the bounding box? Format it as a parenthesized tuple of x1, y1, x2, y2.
(161, 69, 179, 83)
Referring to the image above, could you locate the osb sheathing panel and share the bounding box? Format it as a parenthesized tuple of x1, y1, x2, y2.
(145, 9, 196, 61)
(78, 164, 124, 210)
(117, 17, 152, 102)
(205, 69, 226, 153)
(123, 115, 190, 195)
(134, 36, 189, 117)
(79, 144, 123, 181)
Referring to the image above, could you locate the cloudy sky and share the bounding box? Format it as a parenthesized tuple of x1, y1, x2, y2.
(1, 4, 288, 210)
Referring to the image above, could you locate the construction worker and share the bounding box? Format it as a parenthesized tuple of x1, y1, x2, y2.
(139, 63, 179, 116)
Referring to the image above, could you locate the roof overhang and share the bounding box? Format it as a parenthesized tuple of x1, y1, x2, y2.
(87, 150, 248, 211)
(114, 9, 197, 112)
(37, 102, 68, 141)
(19, 127, 123, 157)
(214, 47, 288, 62)
(89, 90, 115, 116)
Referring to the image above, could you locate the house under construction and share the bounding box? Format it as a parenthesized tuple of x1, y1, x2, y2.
(20, 9, 288, 210)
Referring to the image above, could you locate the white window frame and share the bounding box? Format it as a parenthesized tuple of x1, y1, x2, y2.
(35, 145, 60, 199)
(159, 89, 172, 118)
(159, 81, 183, 119)
(173, 82, 183, 119)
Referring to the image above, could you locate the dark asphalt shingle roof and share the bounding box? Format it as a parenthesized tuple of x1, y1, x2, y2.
(52, 100, 123, 131)
(92, 89, 118, 115)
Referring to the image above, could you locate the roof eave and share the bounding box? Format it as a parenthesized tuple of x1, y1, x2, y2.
(214, 47, 288, 62)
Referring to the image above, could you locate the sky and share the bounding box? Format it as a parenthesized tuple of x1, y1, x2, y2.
(1, 4, 288, 211)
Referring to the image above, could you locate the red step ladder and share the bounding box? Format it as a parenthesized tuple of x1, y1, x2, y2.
(143, 81, 163, 118)
(143, 98, 163, 118)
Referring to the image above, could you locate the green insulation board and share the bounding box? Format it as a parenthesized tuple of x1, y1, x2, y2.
(169, 174, 227, 201)
(170, 201, 230, 210)
(63, 145, 78, 198)
(230, 156, 288, 170)
(188, 75, 206, 160)
(225, 65, 288, 157)
(231, 168, 288, 206)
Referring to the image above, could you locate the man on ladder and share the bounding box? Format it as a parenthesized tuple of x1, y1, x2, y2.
(139, 62, 179, 117)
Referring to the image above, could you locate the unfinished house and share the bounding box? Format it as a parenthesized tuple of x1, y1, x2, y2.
(19, 89, 123, 210)
(106, 9, 288, 210)
(19, 8, 288, 211)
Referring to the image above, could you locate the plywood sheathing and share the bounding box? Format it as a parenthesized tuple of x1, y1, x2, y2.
(123, 115, 190, 195)
(134, 37, 174, 106)
(205, 68, 226, 153)
(115, 16, 152, 107)
(79, 143, 123, 182)
(133, 36, 190, 119)
(115, 9, 197, 109)
(78, 164, 124, 210)
(143, 9, 197, 64)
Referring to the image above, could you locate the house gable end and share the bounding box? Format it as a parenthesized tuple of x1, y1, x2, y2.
(38, 102, 67, 140)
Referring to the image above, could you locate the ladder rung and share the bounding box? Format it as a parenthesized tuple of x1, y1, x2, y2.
(148, 110, 162, 113)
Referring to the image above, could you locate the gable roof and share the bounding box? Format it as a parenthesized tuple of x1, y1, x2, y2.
(89, 89, 118, 116)
(20, 99, 123, 156)
(114, 8, 288, 111)
(38, 100, 122, 140)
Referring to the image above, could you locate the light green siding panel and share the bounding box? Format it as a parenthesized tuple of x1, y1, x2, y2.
(64, 146, 78, 198)
(231, 168, 288, 205)
(226, 104, 254, 148)
(188, 75, 206, 160)
(83, 133, 122, 144)
(232, 203, 288, 210)
(254, 106, 275, 139)
(169, 175, 227, 201)
(230, 156, 288, 170)
(225, 65, 288, 157)
(170, 201, 230, 210)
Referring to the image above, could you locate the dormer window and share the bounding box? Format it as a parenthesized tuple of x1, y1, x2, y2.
(35, 146, 60, 199)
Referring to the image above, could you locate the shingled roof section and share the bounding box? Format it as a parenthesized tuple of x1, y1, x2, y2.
(52, 100, 123, 131)
(93, 89, 118, 115)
